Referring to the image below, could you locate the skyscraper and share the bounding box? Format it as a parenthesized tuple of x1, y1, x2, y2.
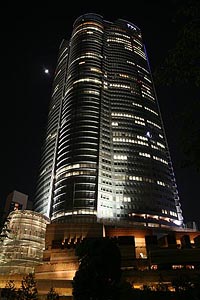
(33, 13, 183, 228)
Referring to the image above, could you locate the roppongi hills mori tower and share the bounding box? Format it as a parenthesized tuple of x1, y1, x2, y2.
(33, 13, 184, 228)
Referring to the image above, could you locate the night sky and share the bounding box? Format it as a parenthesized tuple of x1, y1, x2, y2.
(1, 1, 199, 226)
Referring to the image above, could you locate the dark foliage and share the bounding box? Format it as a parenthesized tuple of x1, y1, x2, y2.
(72, 237, 122, 300)
(18, 273, 38, 300)
(153, 0, 200, 88)
(0, 216, 11, 242)
(1, 280, 17, 300)
(153, 0, 200, 172)
(47, 287, 59, 300)
(172, 273, 200, 299)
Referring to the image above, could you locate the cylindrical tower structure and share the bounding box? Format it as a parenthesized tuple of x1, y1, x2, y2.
(0, 210, 49, 274)
(33, 13, 183, 228)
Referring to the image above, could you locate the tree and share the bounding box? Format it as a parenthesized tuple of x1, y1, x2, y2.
(118, 281, 135, 300)
(156, 273, 169, 292)
(72, 237, 122, 300)
(153, 0, 200, 171)
(0, 209, 5, 234)
(47, 287, 59, 300)
(1, 280, 17, 300)
(154, 0, 200, 88)
(0, 216, 11, 242)
(171, 274, 199, 299)
(18, 273, 38, 300)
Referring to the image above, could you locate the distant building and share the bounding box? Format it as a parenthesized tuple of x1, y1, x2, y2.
(3, 190, 32, 221)
(185, 221, 199, 231)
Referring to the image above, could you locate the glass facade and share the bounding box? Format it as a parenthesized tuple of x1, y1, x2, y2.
(0, 210, 49, 274)
(33, 13, 183, 228)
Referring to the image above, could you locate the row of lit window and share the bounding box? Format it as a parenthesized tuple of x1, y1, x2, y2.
(113, 31, 132, 39)
(90, 67, 102, 74)
(73, 77, 102, 85)
(132, 102, 142, 108)
(112, 121, 118, 126)
(133, 46, 146, 59)
(127, 60, 135, 66)
(119, 73, 132, 79)
(116, 204, 134, 210)
(114, 154, 127, 160)
(157, 141, 165, 148)
(147, 120, 161, 129)
(143, 75, 151, 83)
(106, 37, 132, 50)
(46, 132, 57, 141)
(116, 196, 131, 202)
(133, 38, 143, 47)
(151, 144, 159, 150)
(57, 52, 68, 68)
(128, 176, 154, 183)
(137, 64, 149, 74)
(113, 137, 148, 146)
(135, 120, 145, 126)
(111, 112, 144, 121)
(40, 161, 52, 176)
(83, 89, 100, 95)
(141, 90, 155, 101)
(72, 25, 103, 38)
(139, 152, 151, 158)
(53, 209, 97, 219)
(77, 21, 104, 30)
(98, 209, 113, 217)
(128, 213, 179, 225)
(93, 208, 179, 226)
(144, 106, 158, 115)
(56, 163, 97, 177)
(107, 37, 131, 43)
(124, 46, 133, 51)
(109, 83, 130, 89)
(52, 84, 59, 97)
(157, 180, 165, 186)
(120, 176, 169, 188)
(137, 135, 148, 141)
(58, 46, 68, 61)
(111, 102, 158, 118)
(153, 156, 168, 164)
(113, 132, 147, 140)
(141, 86, 154, 96)
(142, 82, 152, 92)
(56, 170, 97, 181)
(69, 52, 103, 68)
(162, 209, 177, 217)
(112, 119, 161, 132)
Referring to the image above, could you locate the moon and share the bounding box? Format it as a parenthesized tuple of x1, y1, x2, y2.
(44, 68, 49, 74)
